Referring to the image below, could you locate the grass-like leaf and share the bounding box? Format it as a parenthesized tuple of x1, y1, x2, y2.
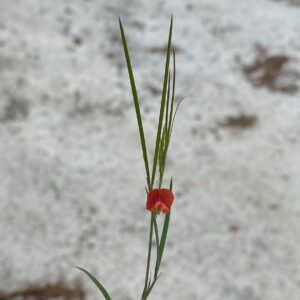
(154, 178, 173, 279)
(150, 16, 173, 188)
(144, 273, 162, 298)
(165, 72, 171, 133)
(153, 214, 160, 263)
(169, 96, 185, 139)
(154, 211, 171, 279)
(142, 213, 155, 298)
(168, 48, 176, 137)
(76, 266, 112, 300)
(119, 18, 151, 189)
(158, 125, 168, 187)
(158, 121, 172, 188)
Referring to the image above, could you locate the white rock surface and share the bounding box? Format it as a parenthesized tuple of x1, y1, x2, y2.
(0, 0, 300, 299)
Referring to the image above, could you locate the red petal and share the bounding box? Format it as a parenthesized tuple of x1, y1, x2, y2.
(154, 201, 162, 210)
(146, 189, 159, 211)
(153, 201, 169, 214)
(160, 202, 169, 213)
(158, 188, 174, 209)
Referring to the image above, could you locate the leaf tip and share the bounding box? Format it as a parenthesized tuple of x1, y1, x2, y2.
(119, 17, 123, 30)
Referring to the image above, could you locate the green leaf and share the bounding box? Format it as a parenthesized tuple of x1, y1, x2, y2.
(169, 96, 186, 139)
(76, 266, 112, 300)
(168, 48, 176, 138)
(150, 16, 173, 188)
(144, 272, 162, 298)
(158, 125, 168, 187)
(147, 272, 152, 291)
(153, 214, 160, 270)
(154, 211, 171, 279)
(119, 18, 151, 189)
(165, 72, 171, 133)
(154, 178, 173, 279)
(142, 213, 155, 297)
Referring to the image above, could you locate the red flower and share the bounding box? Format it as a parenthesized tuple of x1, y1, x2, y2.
(146, 188, 174, 213)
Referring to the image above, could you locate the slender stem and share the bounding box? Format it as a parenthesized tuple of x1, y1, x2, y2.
(153, 215, 160, 275)
(142, 213, 154, 299)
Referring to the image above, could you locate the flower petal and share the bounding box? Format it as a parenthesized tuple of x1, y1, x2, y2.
(158, 188, 174, 209)
(146, 189, 159, 211)
(160, 202, 169, 213)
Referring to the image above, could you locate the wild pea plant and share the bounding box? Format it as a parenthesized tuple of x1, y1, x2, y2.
(77, 16, 183, 300)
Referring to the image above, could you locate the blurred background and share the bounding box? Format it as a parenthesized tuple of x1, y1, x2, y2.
(0, 0, 300, 299)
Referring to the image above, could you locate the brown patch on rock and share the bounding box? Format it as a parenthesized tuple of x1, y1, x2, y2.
(273, 0, 300, 6)
(146, 84, 161, 96)
(269, 203, 280, 210)
(0, 98, 29, 122)
(241, 44, 299, 94)
(219, 113, 257, 129)
(0, 282, 85, 300)
(229, 224, 240, 232)
(148, 45, 182, 54)
(72, 36, 83, 46)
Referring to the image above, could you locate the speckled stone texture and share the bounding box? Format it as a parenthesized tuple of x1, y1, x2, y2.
(0, 0, 300, 299)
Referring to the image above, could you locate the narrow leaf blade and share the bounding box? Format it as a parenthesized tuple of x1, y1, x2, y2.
(119, 18, 151, 188)
(76, 266, 112, 300)
(150, 16, 173, 188)
(145, 273, 162, 297)
(169, 96, 186, 139)
(158, 212, 171, 269)
(168, 48, 176, 137)
(153, 214, 160, 271)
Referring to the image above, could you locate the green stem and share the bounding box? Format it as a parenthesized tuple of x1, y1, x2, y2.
(142, 213, 155, 299)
